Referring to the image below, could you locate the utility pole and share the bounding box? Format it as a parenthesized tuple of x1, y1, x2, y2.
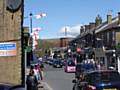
(65, 26, 67, 37)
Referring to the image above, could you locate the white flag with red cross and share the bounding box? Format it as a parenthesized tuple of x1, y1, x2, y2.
(35, 13, 47, 19)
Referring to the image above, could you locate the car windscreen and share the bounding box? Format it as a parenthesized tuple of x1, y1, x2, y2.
(89, 71, 120, 84)
(54, 60, 61, 64)
(67, 60, 75, 66)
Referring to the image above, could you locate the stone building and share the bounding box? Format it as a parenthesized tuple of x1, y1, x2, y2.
(70, 12, 120, 69)
(60, 37, 70, 47)
(0, 0, 24, 85)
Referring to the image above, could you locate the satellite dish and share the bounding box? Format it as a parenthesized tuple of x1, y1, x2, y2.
(6, 0, 22, 12)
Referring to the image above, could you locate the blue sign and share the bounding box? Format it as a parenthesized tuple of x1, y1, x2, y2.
(0, 44, 16, 50)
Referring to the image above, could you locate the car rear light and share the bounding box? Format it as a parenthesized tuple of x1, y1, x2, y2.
(87, 85, 96, 90)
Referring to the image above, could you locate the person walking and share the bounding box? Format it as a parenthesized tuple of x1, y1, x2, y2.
(26, 69, 38, 90)
(35, 64, 44, 81)
(33, 65, 40, 81)
(39, 63, 44, 80)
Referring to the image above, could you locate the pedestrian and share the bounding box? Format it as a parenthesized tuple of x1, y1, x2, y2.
(34, 65, 41, 81)
(37, 64, 44, 80)
(26, 69, 38, 90)
(40, 64, 44, 80)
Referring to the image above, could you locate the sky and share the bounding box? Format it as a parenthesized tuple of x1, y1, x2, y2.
(23, 0, 120, 39)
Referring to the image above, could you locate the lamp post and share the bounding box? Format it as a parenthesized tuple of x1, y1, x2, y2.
(29, 12, 34, 65)
(29, 12, 33, 33)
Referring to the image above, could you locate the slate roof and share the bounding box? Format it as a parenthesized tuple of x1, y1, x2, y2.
(70, 16, 120, 43)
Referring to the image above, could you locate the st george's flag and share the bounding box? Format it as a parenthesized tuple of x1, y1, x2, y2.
(35, 13, 47, 19)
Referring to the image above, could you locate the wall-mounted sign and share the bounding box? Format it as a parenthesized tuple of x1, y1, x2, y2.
(0, 42, 16, 56)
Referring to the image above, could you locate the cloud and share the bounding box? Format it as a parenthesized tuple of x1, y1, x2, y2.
(59, 24, 82, 37)
(40, 24, 82, 39)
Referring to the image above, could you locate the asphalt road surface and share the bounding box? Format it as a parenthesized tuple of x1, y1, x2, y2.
(43, 64, 75, 90)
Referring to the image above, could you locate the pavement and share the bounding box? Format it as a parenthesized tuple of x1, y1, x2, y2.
(37, 81, 47, 90)
(38, 81, 53, 90)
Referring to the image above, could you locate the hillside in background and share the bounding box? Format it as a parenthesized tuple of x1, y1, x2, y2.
(35, 38, 73, 57)
(35, 38, 60, 57)
(38, 38, 60, 49)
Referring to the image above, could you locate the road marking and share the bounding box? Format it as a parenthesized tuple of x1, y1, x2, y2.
(42, 82, 54, 90)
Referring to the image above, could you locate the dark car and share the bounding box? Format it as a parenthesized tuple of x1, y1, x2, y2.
(10, 85, 25, 90)
(0, 84, 12, 90)
(72, 70, 120, 90)
(75, 63, 97, 79)
(47, 59, 54, 65)
(52, 60, 63, 68)
(0, 84, 25, 90)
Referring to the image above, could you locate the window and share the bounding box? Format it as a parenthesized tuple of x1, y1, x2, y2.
(67, 60, 75, 66)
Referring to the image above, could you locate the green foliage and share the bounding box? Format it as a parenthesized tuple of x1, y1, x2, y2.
(36, 39, 60, 57)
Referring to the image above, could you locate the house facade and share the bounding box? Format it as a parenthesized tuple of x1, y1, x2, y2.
(70, 12, 120, 69)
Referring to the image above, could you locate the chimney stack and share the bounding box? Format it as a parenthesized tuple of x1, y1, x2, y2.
(107, 14, 112, 24)
(118, 12, 120, 24)
(89, 22, 95, 30)
(80, 26, 84, 34)
(84, 25, 89, 32)
(95, 15, 102, 27)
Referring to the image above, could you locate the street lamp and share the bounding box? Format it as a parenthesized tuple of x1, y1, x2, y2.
(29, 12, 33, 33)
(24, 12, 46, 34)
(27, 12, 46, 49)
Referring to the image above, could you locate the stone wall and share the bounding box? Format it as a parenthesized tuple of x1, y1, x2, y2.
(0, 0, 23, 85)
(116, 31, 120, 44)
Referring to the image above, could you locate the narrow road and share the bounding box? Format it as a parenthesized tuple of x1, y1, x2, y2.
(43, 64, 75, 90)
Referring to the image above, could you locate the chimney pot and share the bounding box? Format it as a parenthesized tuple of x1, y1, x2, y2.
(95, 15, 102, 27)
(80, 26, 84, 34)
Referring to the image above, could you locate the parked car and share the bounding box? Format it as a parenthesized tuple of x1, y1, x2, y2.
(47, 59, 54, 65)
(72, 70, 120, 90)
(53, 60, 63, 68)
(64, 59, 76, 73)
(61, 59, 66, 66)
(0, 84, 12, 90)
(0, 84, 25, 90)
(75, 63, 97, 79)
(10, 85, 25, 90)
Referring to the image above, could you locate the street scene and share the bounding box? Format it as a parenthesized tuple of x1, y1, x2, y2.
(0, 0, 120, 90)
